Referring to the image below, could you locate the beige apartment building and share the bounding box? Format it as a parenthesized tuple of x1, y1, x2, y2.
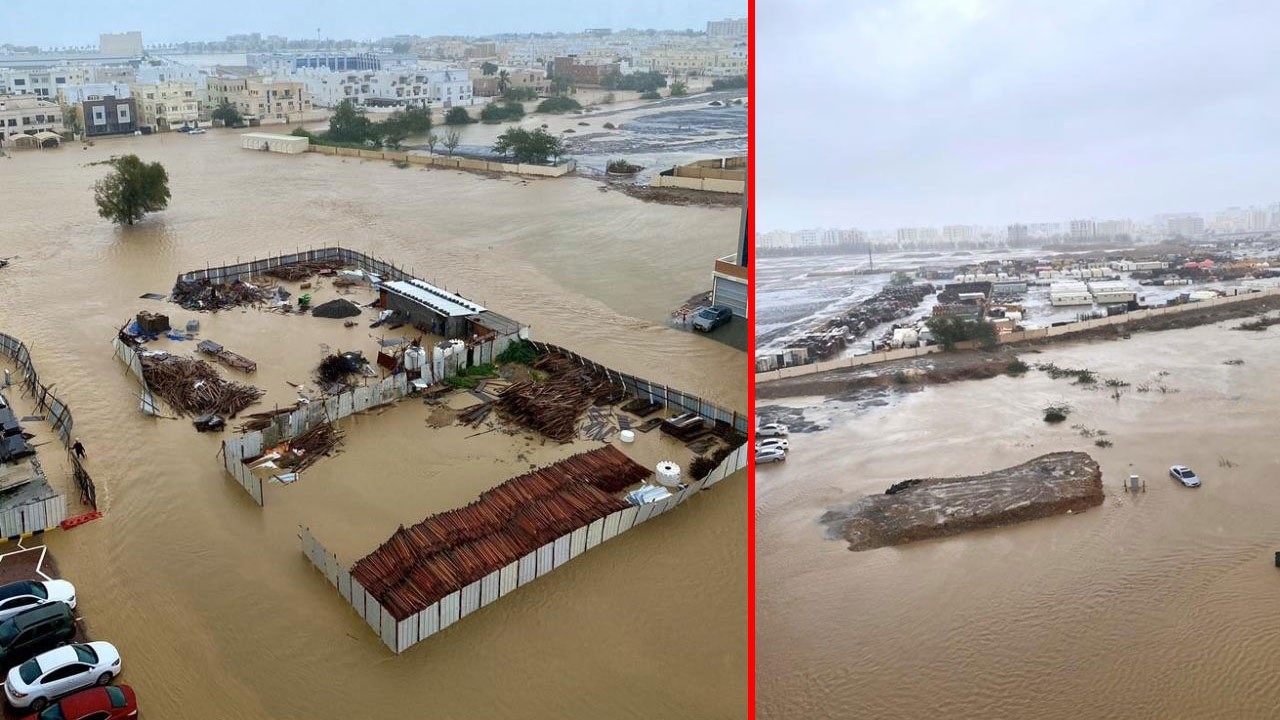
(0, 95, 65, 146)
(130, 81, 201, 130)
(205, 76, 311, 124)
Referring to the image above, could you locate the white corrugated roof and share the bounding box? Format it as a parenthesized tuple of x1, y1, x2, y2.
(380, 279, 485, 317)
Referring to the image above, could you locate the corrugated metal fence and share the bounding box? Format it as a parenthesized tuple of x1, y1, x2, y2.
(527, 341, 749, 434)
(300, 440, 748, 653)
(0, 332, 81, 527)
(176, 247, 417, 287)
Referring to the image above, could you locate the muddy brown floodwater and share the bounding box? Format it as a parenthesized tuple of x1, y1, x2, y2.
(758, 320, 1280, 719)
(0, 130, 745, 719)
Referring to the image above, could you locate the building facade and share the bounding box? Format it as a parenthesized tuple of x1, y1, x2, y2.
(99, 32, 144, 56)
(552, 56, 620, 86)
(298, 69, 472, 109)
(81, 95, 137, 137)
(707, 18, 749, 38)
(206, 76, 310, 123)
(0, 96, 65, 144)
(0, 66, 92, 98)
(130, 81, 201, 129)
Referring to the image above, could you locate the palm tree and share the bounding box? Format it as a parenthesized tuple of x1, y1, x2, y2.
(497, 70, 511, 95)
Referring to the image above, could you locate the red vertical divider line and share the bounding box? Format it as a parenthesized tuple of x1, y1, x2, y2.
(747, 0, 758, 717)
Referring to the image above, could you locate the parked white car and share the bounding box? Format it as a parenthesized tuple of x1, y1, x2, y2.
(1169, 465, 1201, 488)
(756, 447, 787, 464)
(5, 642, 121, 711)
(756, 438, 789, 452)
(757, 423, 789, 438)
(0, 581, 76, 623)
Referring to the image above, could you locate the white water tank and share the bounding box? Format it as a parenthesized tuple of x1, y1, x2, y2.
(655, 461, 682, 487)
(404, 346, 427, 371)
(620, 430, 636, 443)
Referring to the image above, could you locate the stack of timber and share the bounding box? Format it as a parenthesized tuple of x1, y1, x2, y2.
(352, 446, 650, 621)
(140, 354, 264, 417)
(495, 352, 620, 442)
(197, 340, 257, 373)
(171, 278, 272, 312)
(264, 260, 347, 282)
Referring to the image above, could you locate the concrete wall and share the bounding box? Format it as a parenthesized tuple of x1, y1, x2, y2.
(757, 288, 1280, 383)
(305, 145, 575, 177)
(653, 173, 745, 194)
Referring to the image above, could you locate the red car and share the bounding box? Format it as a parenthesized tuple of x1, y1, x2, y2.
(21, 684, 137, 720)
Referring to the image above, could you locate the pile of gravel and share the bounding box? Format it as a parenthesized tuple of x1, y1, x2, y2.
(311, 298, 363, 319)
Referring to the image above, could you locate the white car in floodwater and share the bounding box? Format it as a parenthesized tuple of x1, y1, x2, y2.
(756, 447, 787, 464)
(757, 423, 789, 438)
(756, 438, 789, 452)
(5, 642, 121, 710)
(0, 581, 76, 623)
(1169, 465, 1201, 488)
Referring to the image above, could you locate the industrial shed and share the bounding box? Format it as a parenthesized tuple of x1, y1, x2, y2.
(240, 132, 309, 154)
(377, 279, 487, 339)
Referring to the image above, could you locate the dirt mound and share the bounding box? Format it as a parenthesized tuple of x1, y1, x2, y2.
(821, 451, 1103, 551)
(311, 298, 362, 319)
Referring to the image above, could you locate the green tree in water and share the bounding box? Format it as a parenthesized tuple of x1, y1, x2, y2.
(94, 155, 171, 226)
(210, 99, 243, 126)
(492, 127, 567, 164)
(326, 99, 374, 144)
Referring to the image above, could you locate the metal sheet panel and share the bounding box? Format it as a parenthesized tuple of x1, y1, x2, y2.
(42, 498, 66, 529)
(338, 392, 353, 418)
(536, 542, 555, 577)
(569, 527, 587, 558)
(323, 552, 340, 586)
(481, 570, 500, 606)
(460, 580, 481, 617)
(552, 534, 571, 568)
(418, 603, 439, 640)
(601, 512, 621, 542)
(585, 518, 603, 549)
(364, 593, 380, 630)
(634, 502, 655, 525)
(398, 615, 417, 653)
(350, 582, 366, 616)
(338, 568, 352, 602)
(23, 503, 44, 533)
(518, 551, 537, 586)
(439, 591, 460, 629)
(499, 561, 519, 595)
(380, 610, 396, 652)
(617, 505, 639, 533)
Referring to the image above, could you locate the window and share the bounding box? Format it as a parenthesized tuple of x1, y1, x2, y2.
(42, 664, 83, 682)
(104, 685, 128, 707)
(55, 77, 65, 84)
(13, 79, 24, 86)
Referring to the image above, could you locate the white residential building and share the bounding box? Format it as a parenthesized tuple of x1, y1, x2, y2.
(58, 83, 132, 104)
(295, 68, 473, 108)
(0, 95, 65, 143)
(135, 64, 210, 90)
(0, 66, 92, 98)
(130, 81, 201, 129)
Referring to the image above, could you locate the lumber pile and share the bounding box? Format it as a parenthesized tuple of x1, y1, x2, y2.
(495, 352, 620, 442)
(278, 422, 344, 472)
(140, 354, 264, 417)
(264, 260, 346, 282)
(236, 404, 299, 433)
(352, 446, 649, 620)
(171, 278, 272, 312)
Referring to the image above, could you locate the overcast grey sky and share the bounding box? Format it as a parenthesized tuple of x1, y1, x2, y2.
(5, 1, 744, 47)
(758, 0, 1280, 231)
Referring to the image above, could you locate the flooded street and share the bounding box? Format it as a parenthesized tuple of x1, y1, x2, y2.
(758, 322, 1280, 719)
(0, 130, 745, 719)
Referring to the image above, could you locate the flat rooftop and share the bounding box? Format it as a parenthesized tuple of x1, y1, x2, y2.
(379, 279, 485, 318)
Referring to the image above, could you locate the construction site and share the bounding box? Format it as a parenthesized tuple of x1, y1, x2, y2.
(110, 247, 748, 652)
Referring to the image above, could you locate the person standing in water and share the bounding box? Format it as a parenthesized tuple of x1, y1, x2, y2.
(72, 438, 86, 459)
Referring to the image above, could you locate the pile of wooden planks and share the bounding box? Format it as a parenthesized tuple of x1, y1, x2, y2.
(352, 445, 649, 620)
(140, 354, 263, 417)
(171, 278, 271, 312)
(495, 352, 619, 442)
(264, 260, 346, 282)
(197, 340, 257, 373)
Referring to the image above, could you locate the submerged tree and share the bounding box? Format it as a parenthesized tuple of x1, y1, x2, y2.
(491, 127, 566, 164)
(93, 155, 171, 226)
(210, 99, 243, 126)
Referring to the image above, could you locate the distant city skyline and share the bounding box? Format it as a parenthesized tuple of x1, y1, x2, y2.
(758, 0, 1280, 231)
(2, 1, 745, 47)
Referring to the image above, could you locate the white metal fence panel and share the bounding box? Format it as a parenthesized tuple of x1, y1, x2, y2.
(460, 580, 481, 617)
(439, 591, 461, 629)
(499, 561, 518, 596)
(536, 542, 555, 577)
(517, 551, 537, 586)
(601, 512, 621, 542)
(418, 603, 440, 640)
(364, 593, 380, 630)
(552, 534, 571, 568)
(617, 505, 639, 533)
(585, 518, 604, 549)
(380, 610, 396, 651)
(480, 569, 500, 606)
(569, 527, 587, 559)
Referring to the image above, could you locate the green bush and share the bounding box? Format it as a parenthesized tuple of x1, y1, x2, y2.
(1006, 359, 1029, 375)
(925, 316, 999, 351)
(480, 102, 525, 123)
(536, 96, 582, 114)
(444, 107, 475, 125)
(496, 339, 538, 365)
(711, 76, 748, 91)
(502, 87, 538, 102)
